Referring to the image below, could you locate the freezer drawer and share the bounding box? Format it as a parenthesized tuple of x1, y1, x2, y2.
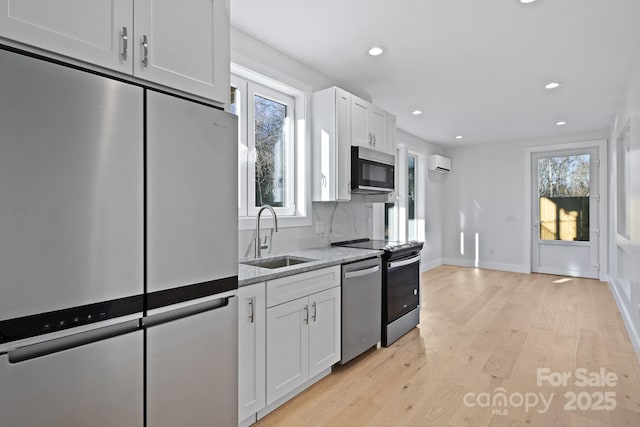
(145, 296, 238, 427)
(0, 326, 143, 427)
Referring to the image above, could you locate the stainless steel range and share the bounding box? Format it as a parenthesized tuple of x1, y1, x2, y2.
(332, 239, 424, 346)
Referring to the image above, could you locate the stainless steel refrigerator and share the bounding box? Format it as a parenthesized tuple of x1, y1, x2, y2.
(0, 47, 238, 426)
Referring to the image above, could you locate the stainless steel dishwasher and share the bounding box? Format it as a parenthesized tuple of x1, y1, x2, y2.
(340, 257, 382, 364)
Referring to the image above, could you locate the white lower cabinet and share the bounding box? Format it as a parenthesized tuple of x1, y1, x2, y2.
(265, 295, 309, 404)
(238, 282, 266, 424)
(239, 266, 341, 424)
(266, 286, 341, 405)
(308, 287, 341, 378)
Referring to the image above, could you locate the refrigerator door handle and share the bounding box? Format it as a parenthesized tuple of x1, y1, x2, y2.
(5, 319, 140, 364)
(142, 296, 233, 328)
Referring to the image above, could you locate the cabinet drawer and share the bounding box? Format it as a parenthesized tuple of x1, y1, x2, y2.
(266, 266, 340, 308)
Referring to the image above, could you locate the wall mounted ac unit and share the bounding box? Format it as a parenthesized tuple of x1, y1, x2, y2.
(429, 154, 451, 173)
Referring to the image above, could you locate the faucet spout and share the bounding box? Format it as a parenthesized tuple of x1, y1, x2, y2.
(255, 205, 279, 258)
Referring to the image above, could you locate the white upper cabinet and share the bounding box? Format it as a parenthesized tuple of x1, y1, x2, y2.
(386, 112, 397, 156)
(312, 87, 351, 202)
(351, 95, 370, 148)
(133, 0, 230, 102)
(0, 0, 230, 103)
(0, 0, 133, 74)
(369, 105, 387, 153)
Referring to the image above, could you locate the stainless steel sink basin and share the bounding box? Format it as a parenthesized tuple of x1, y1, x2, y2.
(241, 255, 316, 269)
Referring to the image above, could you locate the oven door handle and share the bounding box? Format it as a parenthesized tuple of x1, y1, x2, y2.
(344, 265, 380, 279)
(388, 254, 421, 269)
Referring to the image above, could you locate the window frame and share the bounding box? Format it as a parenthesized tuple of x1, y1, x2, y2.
(231, 64, 310, 230)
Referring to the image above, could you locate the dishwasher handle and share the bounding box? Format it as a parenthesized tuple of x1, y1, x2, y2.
(6, 319, 140, 364)
(388, 254, 421, 270)
(344, 265, 380, 279)
(142, 296, 231, 328)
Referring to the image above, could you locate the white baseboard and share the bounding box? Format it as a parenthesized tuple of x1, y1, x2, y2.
(442, 258, 528, 274)
(421, 258, 443, 272)
(608, 278, 640, 360)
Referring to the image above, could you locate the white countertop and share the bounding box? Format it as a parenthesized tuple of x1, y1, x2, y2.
(238, 246, 383, 287)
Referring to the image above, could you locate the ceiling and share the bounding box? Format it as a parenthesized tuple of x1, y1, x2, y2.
(230, 0, 640, 146)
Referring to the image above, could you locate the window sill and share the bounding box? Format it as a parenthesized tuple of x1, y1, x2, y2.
(239, 214, 312, 231)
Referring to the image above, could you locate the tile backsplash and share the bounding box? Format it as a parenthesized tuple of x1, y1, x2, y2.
(239, 195, 382, 259)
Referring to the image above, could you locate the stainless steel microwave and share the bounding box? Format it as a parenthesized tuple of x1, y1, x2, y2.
(351, 146, 395, 194)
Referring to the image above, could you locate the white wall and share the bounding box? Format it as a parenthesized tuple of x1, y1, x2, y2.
(442, 130, 608, 273)
(607, 45, 640, 354)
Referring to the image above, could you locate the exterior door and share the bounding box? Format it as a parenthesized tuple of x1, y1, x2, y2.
(532, 149, 599, 278)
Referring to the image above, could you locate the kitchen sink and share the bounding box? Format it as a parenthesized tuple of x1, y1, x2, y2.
(241, 255, 316, 269)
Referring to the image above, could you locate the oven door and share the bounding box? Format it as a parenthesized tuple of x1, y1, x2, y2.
(351, 146, 395, 193)
(385, 253, 421, 323)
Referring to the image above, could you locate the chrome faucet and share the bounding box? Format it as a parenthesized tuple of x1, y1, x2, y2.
(255, 205, 279, 258)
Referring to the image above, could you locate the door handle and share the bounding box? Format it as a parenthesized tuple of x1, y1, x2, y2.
(141, 35, 149, 67)
(303, 305, 309, 324)
(248, 298, 254, 324)
(344, 265, 380, 279)
(121, 26, 128, 60)
(311, 302, 317, 322)
(388, 254, 421, 269)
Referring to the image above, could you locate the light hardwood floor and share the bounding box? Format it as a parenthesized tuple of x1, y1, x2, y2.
(253, 265, 640, 426)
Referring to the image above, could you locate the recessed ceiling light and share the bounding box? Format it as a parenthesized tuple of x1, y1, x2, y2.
(456, 135, 464, 140)
(411, 110, 423, 115)
(368, 46, 385, 56)
(545, 82, 560, 89)
(556, 121, 567, 126)
(520, 0, 537, 3)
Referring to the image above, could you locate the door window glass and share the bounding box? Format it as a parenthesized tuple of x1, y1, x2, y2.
(538, 154, 590, 241)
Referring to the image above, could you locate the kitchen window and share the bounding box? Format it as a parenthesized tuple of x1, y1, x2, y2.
(231, 67, 309, 228)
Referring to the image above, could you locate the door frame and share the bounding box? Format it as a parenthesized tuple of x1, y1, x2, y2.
(524, 139, 608, 280)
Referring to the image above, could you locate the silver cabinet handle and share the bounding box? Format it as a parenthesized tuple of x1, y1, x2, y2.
(121, 26, 128, 60)
(312, 302, 317, 322)
(248, 298, 254, 324)
(344, 265, 380, 279)
(373, 134, 376, 146)
(368, 132, 373, 145)
(141, 35, 149, 67)
(303, 305, 309, 324)
(388, 254, 421, 269)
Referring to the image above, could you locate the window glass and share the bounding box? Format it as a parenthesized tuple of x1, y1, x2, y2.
(254, 95, 288, 207)
(538, 154, 590, 241)
(408, 155, 417, 241)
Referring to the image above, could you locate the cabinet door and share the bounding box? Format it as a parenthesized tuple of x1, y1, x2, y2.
(238, 283, 266, 422)
(351, 95, 370, 148)
(133, 0, 230, 102)
(336, 88, 352, 201)
(266, 297, 309, 405)
(370, 105, 387, 152)
(0, 0, 132, 73)
(386, 112, 397, 155)
(308, 287, 341, 378)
